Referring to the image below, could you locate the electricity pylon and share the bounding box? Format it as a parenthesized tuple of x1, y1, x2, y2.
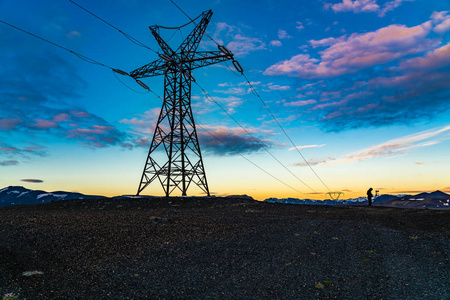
(130, 10, 234, 197)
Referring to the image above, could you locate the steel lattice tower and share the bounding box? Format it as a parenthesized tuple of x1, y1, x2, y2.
(130, 10, 234, 197)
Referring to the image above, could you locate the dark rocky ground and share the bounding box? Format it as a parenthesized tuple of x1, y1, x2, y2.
(0, 196, 449, 299)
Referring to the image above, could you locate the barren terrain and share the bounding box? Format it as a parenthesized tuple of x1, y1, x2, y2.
(0, 197, 449, 299)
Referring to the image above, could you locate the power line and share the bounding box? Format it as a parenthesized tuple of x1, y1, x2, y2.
(67, 0, 158, 54)
(0, 19, 115, 70)
(1, 5, 310, 197)
(199, 125, 305, 195)
(112, 70, 150, 94)
(147, 87, 306, 196)
(166, 0, 332, 193)
(168, 0, 220, 47)
(194, 81, 316, 195)
(241, 73, 332, 193)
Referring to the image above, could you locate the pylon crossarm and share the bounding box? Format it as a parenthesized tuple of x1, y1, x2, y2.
(177, 10, 213, 58)
(184, 51, 233, 69)
(149, 25, 176, 57)
(130, 58, 167, 78)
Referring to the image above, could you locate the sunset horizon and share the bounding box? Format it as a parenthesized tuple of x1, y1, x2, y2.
(1, 0, 449, 201)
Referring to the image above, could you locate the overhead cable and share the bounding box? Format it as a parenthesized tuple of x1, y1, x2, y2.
(148, 87, 306, 196)
(166, 0, 332, 193)
(112, 70, 150, 94)
(156, 13, 203, 30)
(67, 0, 158, 54)
(0, 19, 115, 70)
(194, 81, 316, 195)
(241, 72, 332, 193)
(168, 0, 220, 47)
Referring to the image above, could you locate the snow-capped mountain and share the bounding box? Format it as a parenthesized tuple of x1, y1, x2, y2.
(264, 191, 450, 209)
(382, 191, 450, 209)
(264, 196, 376, 206)
(0, 186, 105, 207)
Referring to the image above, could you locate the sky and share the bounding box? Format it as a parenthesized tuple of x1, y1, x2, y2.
(0, 0, 449, 200)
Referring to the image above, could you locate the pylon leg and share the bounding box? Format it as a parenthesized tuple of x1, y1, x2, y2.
(136, 70, 210, 197)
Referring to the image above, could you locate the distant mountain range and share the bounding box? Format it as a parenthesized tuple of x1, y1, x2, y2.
(265, 191, 450, 209)
(0, 186, 106, 207)
(1, 186, 449, 209)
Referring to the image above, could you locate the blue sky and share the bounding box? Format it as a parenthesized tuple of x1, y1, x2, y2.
(1, 0, 449, 199)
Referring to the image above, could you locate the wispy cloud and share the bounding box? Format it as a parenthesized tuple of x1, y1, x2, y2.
(283, 99, 317, 107)
(295, 125, 450, 166)
(0, 160, 19, 166)
(278, 29, 292, 39)
(325, 0, 380, 14)
(211, 22, 266, 56)
(0, 143, 47, 162)
(21, 179, 44, 183)
(432, 11, 450, 33)
(324, 0, 413, 17)
(267, 83, 291, 91)
(270, 40, 282, 47)
(289, 144, 326, 151)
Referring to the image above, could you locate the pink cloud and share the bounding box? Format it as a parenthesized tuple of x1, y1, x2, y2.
(66, 125, 122, 147)
(133, 136, 152, 147)
(368, 44, 450, 91)
(278, 29, 292, 39)
(0, 146, 20, 152)
(32, 119, 59, 129)
(312, 99, 349, 110)
(309, 36, 347, 48)
(327, 0, 380, 14)
(227, 34, 266, 56)
(284, 99, 317, 107)
(53, 113, 71, 122)
(68, 126, 114, 137)
(379, 0, 412, 17)
(270, 40, 282, 47)
(210, 22, 266, 56)
(0, 160, 19, 166)
(319, 91, 342, 101)
(0, 118, 22, 130)
(267, 83, 291, 91)
(431, 11, 450, 34)
(120, 117, 149, 127)
(397, 43, 450, 71)
(356, 103, 380, 113)
(24, 144, 45, 152)
(70, 110, 91, 118)
(265, 19, 436, 79)
(325, 0, 412, 17)
(322, 111, 344, 120)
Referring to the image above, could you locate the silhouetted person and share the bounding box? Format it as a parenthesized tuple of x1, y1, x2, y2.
(367, 188, 373, 206)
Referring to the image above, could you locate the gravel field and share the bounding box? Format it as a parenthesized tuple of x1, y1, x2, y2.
(0, 197, 449, 299)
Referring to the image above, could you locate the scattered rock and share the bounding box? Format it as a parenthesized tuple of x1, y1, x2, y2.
(150, 216, 171, 224)
(22, 271, 44, 276)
